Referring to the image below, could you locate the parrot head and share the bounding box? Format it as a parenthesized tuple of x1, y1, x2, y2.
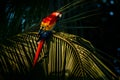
(51, 12, 62, 18)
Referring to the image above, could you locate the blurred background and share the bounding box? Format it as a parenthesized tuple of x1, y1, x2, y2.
(0, 0, 120, 78)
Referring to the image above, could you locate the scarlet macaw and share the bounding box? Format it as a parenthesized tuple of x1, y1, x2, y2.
(33, 12, 62, 67)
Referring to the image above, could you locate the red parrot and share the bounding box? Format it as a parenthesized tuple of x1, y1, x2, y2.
(33, 12, 62, 67)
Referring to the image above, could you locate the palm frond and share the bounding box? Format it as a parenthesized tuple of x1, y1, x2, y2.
(0, 32, 118, 80)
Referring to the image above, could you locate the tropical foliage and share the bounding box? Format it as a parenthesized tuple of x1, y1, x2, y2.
(0, 32, 118, 80)
(0, 0, 119, 80)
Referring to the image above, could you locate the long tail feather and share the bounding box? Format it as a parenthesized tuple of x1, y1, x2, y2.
(33, 39, 45, 67)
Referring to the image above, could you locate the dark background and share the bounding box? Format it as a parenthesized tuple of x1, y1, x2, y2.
(0, 0, 120, 76)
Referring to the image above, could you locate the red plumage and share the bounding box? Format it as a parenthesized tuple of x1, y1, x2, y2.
(33, 12, 62, 67)
(33, 39, 45, 67)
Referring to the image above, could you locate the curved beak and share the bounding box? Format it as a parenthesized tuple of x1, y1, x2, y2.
(58, 14, 62, 18)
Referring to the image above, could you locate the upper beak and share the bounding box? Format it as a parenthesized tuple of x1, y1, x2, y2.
(58, 14, 62, 18)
